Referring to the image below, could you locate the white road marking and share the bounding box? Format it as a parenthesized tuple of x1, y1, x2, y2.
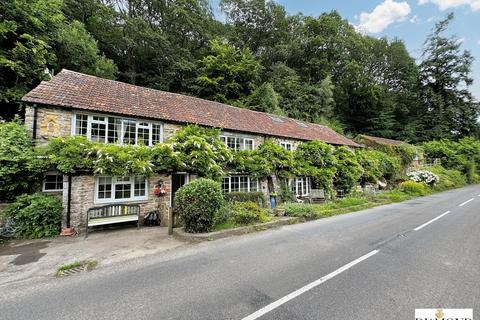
(241, 250, 379, 320)
(459, 198, 474, 207)
(413, 211, 451, 231)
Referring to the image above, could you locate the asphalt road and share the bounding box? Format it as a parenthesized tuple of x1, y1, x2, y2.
(1, 185, 480, 320)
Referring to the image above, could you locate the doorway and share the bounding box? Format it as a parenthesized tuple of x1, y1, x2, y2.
(170, 173, 189, 209)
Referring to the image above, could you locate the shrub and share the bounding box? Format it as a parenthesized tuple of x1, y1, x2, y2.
(424, 165, 467, 191)
(333, 146, 363, 194)
(0, 121, 46, 201)
(283, 203, 318, 219)
(224, 192, 266, 207)
(232, 201, 269, 225)
(399, 181, 429, 196)
(278, 184, 296, 203)
(407, 170, 439, 186)
(5, 193, 62, 239)
(174, 178, 224, 233)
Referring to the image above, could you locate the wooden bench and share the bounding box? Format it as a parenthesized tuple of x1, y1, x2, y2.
(86, 204, 140, 238)
(304, 189, 326, 204)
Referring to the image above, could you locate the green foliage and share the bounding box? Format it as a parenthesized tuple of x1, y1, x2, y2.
(5, 193, 62, 239)
(243, 82, 283, 115)
(214, 201, 270, 229)
(294, 141, 337, 192)
(224, 192, 266, 207)
(0, 0, 118, 119)
(0, 121, 46, 200)
(40, 136, 94, 174)
(168, 125, 233, 180)
(416, 14, 479, 140)
(174, 178, 224, 233)
(89, 144, 154, 176)
(423, 165, 467, 191)
(399, 181, 429, 196)
(54, 20, 117, 79)
(355, 149, 400, 184)
(231, 201, 269, 225)
(232, 140, 293, 179)
(422, 138, 480, 180)
(278, 183, 296, 203)
(192, 39, 262, 104)
(284, 197, 370, 219)
(333, 146, 363, 193)
(150, 143, 184, 173)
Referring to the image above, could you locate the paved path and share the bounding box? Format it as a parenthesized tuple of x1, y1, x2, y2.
(1, 185, 479, 319)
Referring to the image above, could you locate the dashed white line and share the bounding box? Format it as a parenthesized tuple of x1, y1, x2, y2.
(413, 211, 451, 231)
(459, 198, 474, 207)
(241, 250, 379, 320)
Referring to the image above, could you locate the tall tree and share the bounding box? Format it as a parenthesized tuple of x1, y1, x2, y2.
(0, 0, 117, 119)
(192, 39, 261, 104)
(416, 13, 479, 141)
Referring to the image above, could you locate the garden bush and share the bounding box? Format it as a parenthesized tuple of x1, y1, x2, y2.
(283, 203, 318, 219)
(0, 121, 46, 201)
(424, 165, 467, 191)
(399, 181, 429, 196)
(224, 192, 266, 207)
(232, 201, 269, 225)
(407, 170, 439, 186)
(174, 178, 224, 233)
(5, 193, 62, 239)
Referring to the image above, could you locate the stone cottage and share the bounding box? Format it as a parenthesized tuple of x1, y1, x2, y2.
(22, 69, 359, 232)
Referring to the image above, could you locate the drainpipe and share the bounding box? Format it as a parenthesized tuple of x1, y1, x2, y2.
(32, 106, 38, 140)
(66, 175, 72, 228)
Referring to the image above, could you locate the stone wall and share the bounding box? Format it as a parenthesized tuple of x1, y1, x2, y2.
(25, 106, 73, 144)
(63, 174, 171, 233)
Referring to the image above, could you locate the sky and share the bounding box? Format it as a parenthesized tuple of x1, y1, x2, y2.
(210, 0, 480, 100)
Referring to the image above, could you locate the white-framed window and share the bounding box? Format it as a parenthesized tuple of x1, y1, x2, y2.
(95, 176, 148, 203)
(73, 113, 163, 146)
(43, 172, 63, 192)
(295, 177, 310, 196)
(220, 135, 254, 151)
(280, 141, 293, 151)
(292, 177, 310, 197)
(222, 175, 259, 193)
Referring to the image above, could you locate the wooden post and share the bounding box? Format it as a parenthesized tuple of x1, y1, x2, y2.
(168, 206, 173, 235)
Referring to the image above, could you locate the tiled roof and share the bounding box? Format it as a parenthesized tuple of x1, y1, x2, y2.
(22, 69, 359, 147)
(359, 135, 405, 146)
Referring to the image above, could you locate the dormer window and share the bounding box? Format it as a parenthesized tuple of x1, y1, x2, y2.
(73, 113, 162, 146)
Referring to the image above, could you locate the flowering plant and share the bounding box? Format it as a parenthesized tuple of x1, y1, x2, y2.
(407, 170, 439, 186)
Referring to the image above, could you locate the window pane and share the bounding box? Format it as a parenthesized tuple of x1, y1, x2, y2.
(227, 137, 236, 150)
(115, 183, 131, 199)
(244, 139, 253, 150)
(91, 122, 106, 142)
(152, 124, 162, 145)
(231, 176, 240, 192)
(222, 177, 229, 193)
(107, 117, 122, 143)
(123, 120, 136, 144)
(249, 179, 257, 192)
(44, 173, 63, 191)
(134, 177, 146, 197)
(239, 176, 248, 192)
(137, 123, 150, 146)
(75, 114, 88, 136)
(97, 177, 112, 199)
(237, 138, 243, 150)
